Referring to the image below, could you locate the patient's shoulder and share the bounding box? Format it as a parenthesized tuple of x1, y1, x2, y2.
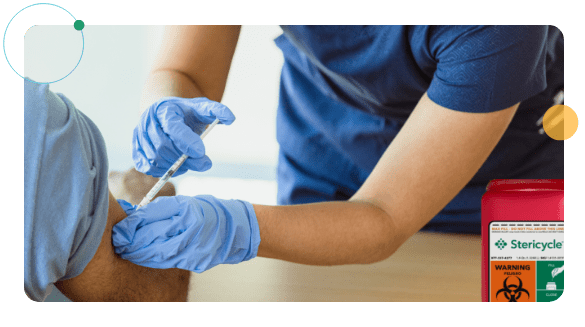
(55, 191, 190, 301)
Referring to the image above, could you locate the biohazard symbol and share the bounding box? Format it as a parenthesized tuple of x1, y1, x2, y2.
(496, 276, 530, 302)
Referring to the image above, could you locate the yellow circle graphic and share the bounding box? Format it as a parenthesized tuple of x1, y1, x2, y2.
(543, 105, 578, 141)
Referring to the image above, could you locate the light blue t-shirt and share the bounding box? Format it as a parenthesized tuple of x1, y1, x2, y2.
(24, 80, 109, 301)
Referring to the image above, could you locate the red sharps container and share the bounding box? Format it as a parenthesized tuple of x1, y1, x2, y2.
(482, 179, 564, 302)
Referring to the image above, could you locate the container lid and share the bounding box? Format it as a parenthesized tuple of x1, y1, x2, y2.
(486, 179, 564, 192)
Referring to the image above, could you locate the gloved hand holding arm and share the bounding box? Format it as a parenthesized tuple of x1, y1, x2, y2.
(112, 194, 393, 271)
(114, 196, 260, 272)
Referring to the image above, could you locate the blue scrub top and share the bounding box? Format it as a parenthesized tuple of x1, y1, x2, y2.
(274, 25, 563, 234)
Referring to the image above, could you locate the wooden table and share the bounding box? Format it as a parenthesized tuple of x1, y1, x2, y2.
(187, 232, 481, 302)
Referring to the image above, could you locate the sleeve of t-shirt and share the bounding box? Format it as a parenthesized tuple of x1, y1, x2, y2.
(426, 25, 548, 113)
(24, 80, 109, 301)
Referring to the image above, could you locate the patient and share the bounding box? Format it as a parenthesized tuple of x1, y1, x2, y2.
(24, 80, 189, 301)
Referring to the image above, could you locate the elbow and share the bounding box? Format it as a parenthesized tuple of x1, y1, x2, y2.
(353, 202, 407, 265)
(359, 229, 402, 265)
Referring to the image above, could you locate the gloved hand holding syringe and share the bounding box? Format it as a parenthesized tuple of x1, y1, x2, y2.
(137, 118, 220, 208)
(132, 96, 236, 208)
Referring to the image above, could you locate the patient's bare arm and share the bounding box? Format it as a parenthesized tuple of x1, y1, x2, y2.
(54, 191, 190, 301)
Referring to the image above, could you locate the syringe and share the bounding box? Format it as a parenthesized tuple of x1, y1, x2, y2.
(136, 118, 220, 209)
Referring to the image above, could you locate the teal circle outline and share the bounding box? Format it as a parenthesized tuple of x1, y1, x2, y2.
(3, 3, 84, 84)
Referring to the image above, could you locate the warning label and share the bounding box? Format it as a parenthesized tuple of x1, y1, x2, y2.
(491, 261, 536, 302)
(489, 221, 564, 302)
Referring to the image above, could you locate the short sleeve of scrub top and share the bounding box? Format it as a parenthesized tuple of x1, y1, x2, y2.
(24, 80, 109, 301)
(427, 25, 548, 113)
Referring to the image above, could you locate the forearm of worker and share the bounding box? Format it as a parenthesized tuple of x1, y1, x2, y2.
(140, 25, 241, 110)
(255, 93, 519, 266)
(55, 191, 190, 301)
(140, 70, 205, 110)
(254, 201, 398, 265)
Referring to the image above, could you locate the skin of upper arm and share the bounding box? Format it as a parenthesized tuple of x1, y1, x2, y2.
(351, 92, 519, 244)
(54, 191, 190, 301)
(152, 25, 241, 102)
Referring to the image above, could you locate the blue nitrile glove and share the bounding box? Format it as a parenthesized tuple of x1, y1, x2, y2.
(133, 97, 236, 177)
(112, 195, 261, 273)
(117, 199, 137, 215)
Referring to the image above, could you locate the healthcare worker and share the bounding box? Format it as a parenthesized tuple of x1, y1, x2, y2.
(112, 25, 563, 273)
